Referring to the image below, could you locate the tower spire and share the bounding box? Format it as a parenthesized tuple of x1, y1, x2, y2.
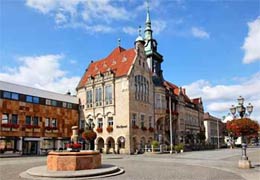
(144, 0, 152, 40)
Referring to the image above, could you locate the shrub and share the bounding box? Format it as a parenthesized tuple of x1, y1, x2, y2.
(151, 140, 159, 148)
(174, 143, 184, 153)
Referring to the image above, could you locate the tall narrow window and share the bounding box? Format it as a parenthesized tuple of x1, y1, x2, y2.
(11, 114, 18, 124)
(2, 114, 9, 124)
(45, 118, 50, 127)
(108, 117, 113, 127)
(141, 115, 145, 128)
(134, 75, 149, 102)
(132, 113, 136, 127)
(52, 118, 57, 127)
(80, 120, 85, 129)
(98, 118, 103, 128)
(149, 116, 152, 128)
(33, 117, 39, 126)
(86, 90, 93, 108)
(105, 85, 112, 105)
(95, 87, 102, 106)
(25, 116, 31, 125)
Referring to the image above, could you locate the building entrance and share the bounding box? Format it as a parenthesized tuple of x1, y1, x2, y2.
(23, 141, 38, 155)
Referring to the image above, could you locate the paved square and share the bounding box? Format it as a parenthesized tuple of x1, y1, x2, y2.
(0, 148, 259, 180)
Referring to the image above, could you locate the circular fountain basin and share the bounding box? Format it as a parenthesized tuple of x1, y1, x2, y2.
(47, 151, 101, 171)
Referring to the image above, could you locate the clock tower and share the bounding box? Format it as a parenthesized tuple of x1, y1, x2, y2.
(144, 6, 164, 85)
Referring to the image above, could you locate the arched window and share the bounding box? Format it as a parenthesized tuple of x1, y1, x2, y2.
(134, 75, 149, 102)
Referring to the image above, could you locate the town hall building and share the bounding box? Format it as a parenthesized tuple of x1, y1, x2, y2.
(77, 8, 205, 154)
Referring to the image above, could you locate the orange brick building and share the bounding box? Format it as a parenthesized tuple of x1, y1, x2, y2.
(0, 81, 79, 155)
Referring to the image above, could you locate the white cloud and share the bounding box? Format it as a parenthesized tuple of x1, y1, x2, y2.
(123, 26, 138, 35)
(184, 72, 260, 122)
(191, 27, 210, 39)
(153, 20, 167, 35)
(242, 18, 260, 64)
(25, 0, 129, 33)
(0, 54, 80, 95)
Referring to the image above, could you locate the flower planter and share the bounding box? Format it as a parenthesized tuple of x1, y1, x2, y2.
(1, 127, 10, 131)
(33, 128, 41, 133)
(52, 130, 58, 133)
(25, 128, 33, 132)
(12, 128, 19, 132)
(45, 130, 52, 133)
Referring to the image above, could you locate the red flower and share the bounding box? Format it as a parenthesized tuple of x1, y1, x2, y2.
(106, 126, 113, 133)
(82, 130, 97, 141)
(141, 126, 147, 131)
(132, 125, 139, 129)
(1, 123, 12, 128)
(148, 127, 154, 132)
(25, 124, 34, 129)
(66, 143, 81, 149)
(96, 127, 103, 133)
(12, 124, 20, 129)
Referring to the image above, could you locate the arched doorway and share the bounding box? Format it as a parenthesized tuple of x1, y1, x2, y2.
(140, 137, 146, 153)
(117, 136, 125, 154)
(106, 137, 115, 154)
(96, 137, 104, 153)
(132, 137, 138, 154)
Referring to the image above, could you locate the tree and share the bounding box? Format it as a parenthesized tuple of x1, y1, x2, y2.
(226, 118, 259, 143)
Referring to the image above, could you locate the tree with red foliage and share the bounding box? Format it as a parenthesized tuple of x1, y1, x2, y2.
(226, 118, 259, 143)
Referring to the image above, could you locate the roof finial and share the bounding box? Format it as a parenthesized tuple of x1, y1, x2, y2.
(118, 38, 121, 47)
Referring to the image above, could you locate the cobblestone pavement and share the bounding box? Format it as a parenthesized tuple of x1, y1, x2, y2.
(0, 148, 259, 180)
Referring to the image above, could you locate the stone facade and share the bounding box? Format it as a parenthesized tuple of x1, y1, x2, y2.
(0, 81, 78, 155)
(204, 112, 224, 146)
(77, 41, 154, 154)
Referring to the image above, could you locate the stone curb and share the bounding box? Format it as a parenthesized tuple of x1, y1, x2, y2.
(20, 164, 124, 179)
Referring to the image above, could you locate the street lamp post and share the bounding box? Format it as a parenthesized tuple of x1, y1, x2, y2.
(229, 96, 254, 169)
(169, 91, 173, 154)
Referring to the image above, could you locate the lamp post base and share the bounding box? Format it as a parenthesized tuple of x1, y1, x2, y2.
(238, 160, 251, 169)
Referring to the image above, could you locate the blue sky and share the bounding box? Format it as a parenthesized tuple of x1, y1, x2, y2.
(0, 0, 260, 121)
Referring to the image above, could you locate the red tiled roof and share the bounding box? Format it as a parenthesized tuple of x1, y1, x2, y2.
(163, 81, 179, 95)
(192, 98, 202, 104)
(164, 80, 192, 103)
(77, 47, 136, 89)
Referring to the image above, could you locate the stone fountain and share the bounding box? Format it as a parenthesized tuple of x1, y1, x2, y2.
(20, 126, 124, 179)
